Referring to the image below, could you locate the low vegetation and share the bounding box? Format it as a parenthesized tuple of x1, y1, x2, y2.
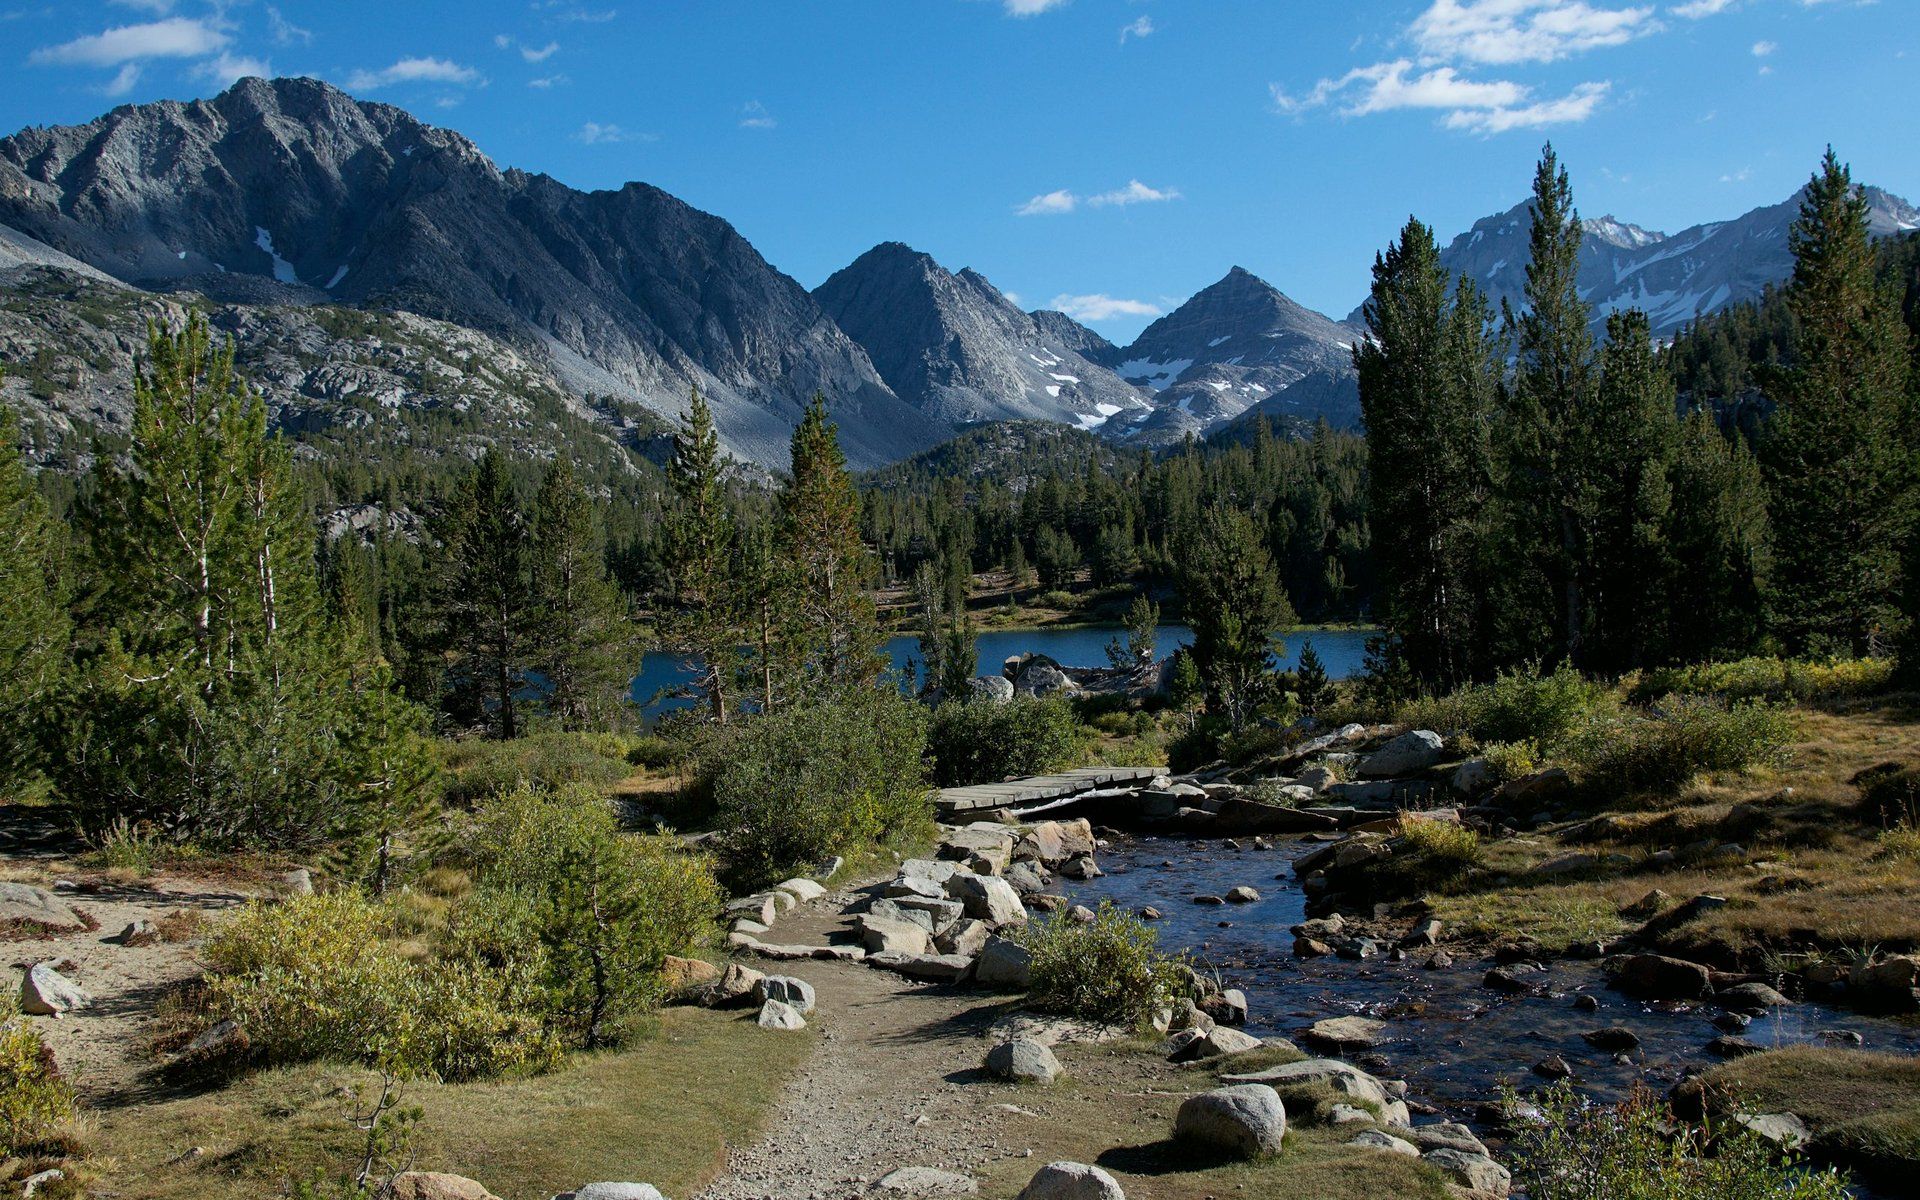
(0, 996, 75, 1158)
(928, 695, 1089, 787)
(1017, 903, 1186, 1028)
(1698, 1047, 1920, 1180)
(1511, 1083, 1851, 1200)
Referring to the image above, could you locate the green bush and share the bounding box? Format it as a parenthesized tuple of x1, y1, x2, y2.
(1401, 663, 1611, 750)
(0, 997, 74, 1155)
(1511, 1083, 1849, 1200)
(1375, 816, 1482, 894)
(623, 734, 685, 770)
(1017, 903, 1185, 1028)
(1480, 739, 1540, 784)
(708, 690, 933, 885)
(467, 783, 723, 1047)
(1571, 698, 1796, 796)
(440, 731, 633, 806)
(928, 696, 1088, 787)
(204, 889, 561, 1079)
(1630, 656, 1891, 707)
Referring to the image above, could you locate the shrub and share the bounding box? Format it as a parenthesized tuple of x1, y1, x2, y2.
(928, 696, 1088, 787)
(1017, 903, 1185, 1028)
(1511, 1082, 1849, 1200)
(623, 734, 685, 770)
(1877, 823, 1920, 863)
(1041, 589, 1076, 609)
(88, 815, 162, 875)
(1480, 739, 1540, 784)
(468, 783, 722, 1046)
(0, 996, 74, 1155)
(440, 731, 633, 807)
(1403, 663, 1612, 749)
(1571, 698, 1796, 796)
(203, 889, 561, 1079)
(1398, 815, 1481, 866)
(1630, 656, 1891, 707)
(708, 690, 932, 884)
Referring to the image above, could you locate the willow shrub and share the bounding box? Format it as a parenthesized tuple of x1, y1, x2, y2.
(1630, 656, 1891, 707)
(928, 696, 1088, 788)
(1570, 698, 1796, 797)
(1511, 1083, 1849, 1200)
(0, 996, 74, 1155)
(1017, 903, 1186, 1028)
(708, 689, 932, 886)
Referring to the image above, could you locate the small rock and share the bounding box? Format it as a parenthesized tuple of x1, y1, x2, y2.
(388, 1173, 502, 1200)
(114, 918, 161, 947)
(1581, 1027, 1641, 1052)
(1423, 1148, 1511, 1196)
(1707, 1035, 1766, 1058)
(1192, 894, 1225, 906)
(1302, 1015, 1387, 1051)
(1225, 886, 1261, 904)
(753, 975, 817, 1016)
(1572, 993, 1599, 1012)
(974, 938, 1033, 989)
(1349, 1129, 1420, 1157)
(869, 1166, 979, 1196)
(1533, 1055, 1573, 1080)
(561, 1187, 668, 1200)
(277, 868, 315, 896)
(1139, 906, 1162, 920)
(21, 961, 91, 1016)
(1734, 1112, 1811, 1150)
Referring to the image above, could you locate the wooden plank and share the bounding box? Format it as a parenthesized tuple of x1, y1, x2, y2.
(935, 765, 1161, 816)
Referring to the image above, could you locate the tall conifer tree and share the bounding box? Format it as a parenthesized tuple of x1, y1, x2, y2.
(433, 449, 534, 738)
(662, 387, 741, 722)
(779, 394, 884, 697)
(1763, 149, 1915, 655)
(532, 459, 637, 730)
(0, 391, 67, 798)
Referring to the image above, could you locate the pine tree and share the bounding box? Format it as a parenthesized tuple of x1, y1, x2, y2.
(1576, 310, 1677, 674)
(662, 387, 741, 722)
(938, 613, 978, 699)
(1355, 215, 1498, 688)
(1180, 508, 1296, 730)
(66, 315, 431, 847)
(0, 394, 68, 798)
(1294, 640, 1333, 716)
(913, 561, 947, 694)
(1663, 412, 1771, 662)
(531, 459, 637, 730)
(1498, 143, 1597, 667)
(1763, 149, 1915, 655)
(779, 394, 884, 697)
(433, 449, 534, 738)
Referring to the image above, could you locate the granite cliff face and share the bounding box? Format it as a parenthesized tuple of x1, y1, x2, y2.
(0, 75, 941, 468)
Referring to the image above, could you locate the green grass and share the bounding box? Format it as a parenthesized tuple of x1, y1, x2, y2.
(87, 1007, 812, 1200)
(1700, 1046, 1920, 1178)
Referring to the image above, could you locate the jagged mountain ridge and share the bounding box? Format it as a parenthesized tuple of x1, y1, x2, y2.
(0, 76, 942, 469)
(1367, 186, 1920, 338)
(812, 243, 1151, 433)
(1095, 266, 1362, 444)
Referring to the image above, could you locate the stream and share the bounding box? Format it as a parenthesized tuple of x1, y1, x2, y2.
(1057, 834, 1920, 1131)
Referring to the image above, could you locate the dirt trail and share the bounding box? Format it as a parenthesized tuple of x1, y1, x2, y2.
(695, 892, 1069, 1200)
(4, 866, 253, 1102)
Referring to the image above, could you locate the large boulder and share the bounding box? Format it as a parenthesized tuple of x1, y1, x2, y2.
(1014, 1162, 1125, 1200)
(774, 878, 827, 905)
(1302, 1016, 1387, 1051)
(868, 952, 975, 983)
(752, 975, 817, 1016)
(1422, 1148, 1511, 1196)
(661, 956, 720, 994)
(1613, 953, 1714, 1000)
(554, 1187, 670, 1200)
(389, 1173, 502, 1200)
(1349, 1129, 1420, 1157)
(1017, 819, 1097, 866)
(985, 1037, 1062, 1085)
(1169, 1027, 1263, 1062)
(1222, 1058, 1392, 1108)
(0, 884, 85, 935)
(21, 962, 91, 1016)
(1357, 730, 1445, 778)
(860, 916, 933, 955)
(974, 938, 1033, 989)
(1014, 662, 1077, 699)
(1173, 1084, 1286, 1158)
(756, 999, 807, 1031)
(699, 962, 765, 1008)
(968, 675, 1015, 704)
(944, 873, 1027, 927)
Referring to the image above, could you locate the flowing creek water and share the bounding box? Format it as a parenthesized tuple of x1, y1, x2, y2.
(1056, 834, 1920, 1147)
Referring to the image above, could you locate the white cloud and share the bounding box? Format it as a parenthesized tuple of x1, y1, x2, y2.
(1017, 189, 1078, 216)
(1004, 0, 1071, 14)
(521, 41, 560, 62)
(1088, 179, 1181, 207)
(572, 122, 633, 144)
(107, 0, 174, 12)
(1411, 1, 1659, 66)
(739, 100, 777, 129)
(1119, 16, 1154, 43)
(30, 17, 228, 67)
(345, 57, 483, 91)
(195, 52, 272, 87)
(1671, 0, 1738, 16)
(1048, 293, 1164, 322)
(1442, 80, 1610, 131)
(102, 63, 141, 97)
(528, 74, 568, 88)
(494, 33, 512, 49)
(1751, 39, 1775, 55)
(267, 7, 312, 47)
(1720, 166, 1753, 182)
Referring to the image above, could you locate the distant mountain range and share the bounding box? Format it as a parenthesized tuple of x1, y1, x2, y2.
(1, 76, 1913, 472)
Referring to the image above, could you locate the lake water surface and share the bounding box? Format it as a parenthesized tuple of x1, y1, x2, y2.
(629, 625, 1372, 722)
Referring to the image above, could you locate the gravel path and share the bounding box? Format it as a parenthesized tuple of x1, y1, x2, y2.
(695, 892, 1055, 1200)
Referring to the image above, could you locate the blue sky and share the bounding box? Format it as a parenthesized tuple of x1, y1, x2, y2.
(4, 1, 1915, 340)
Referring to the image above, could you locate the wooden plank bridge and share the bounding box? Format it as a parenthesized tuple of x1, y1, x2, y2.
(936, 766, 1162, 819)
